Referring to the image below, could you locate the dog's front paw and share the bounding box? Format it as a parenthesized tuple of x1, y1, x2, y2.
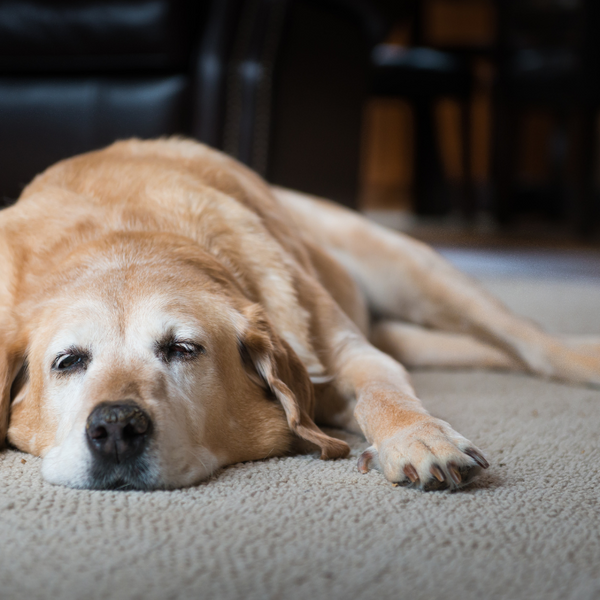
(358, 419, 489, 490)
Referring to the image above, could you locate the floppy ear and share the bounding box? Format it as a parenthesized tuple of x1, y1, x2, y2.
(238, 304, 349, 460)
(0, 340, 23, 449)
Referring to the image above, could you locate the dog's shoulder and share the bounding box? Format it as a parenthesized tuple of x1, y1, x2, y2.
(14, 138, 303, 255)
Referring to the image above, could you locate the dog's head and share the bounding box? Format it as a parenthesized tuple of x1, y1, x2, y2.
(1, 232, 348, 489)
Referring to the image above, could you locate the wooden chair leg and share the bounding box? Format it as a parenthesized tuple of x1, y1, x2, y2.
(413, 99, 448, 215)
(492, 99, 518, 226)
(459, 96, 476, 219)
(571, 106, 597, 236)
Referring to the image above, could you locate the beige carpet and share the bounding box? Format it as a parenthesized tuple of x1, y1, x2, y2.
(1, 277, 600, 600)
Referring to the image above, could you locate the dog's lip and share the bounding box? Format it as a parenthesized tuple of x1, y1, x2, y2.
(88, 454, 156, 491)
(101, 478, 138, 491)
(88, 472, 156, 491)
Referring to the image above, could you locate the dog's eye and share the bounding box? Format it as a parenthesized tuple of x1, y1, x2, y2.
(52, 352, 88, 373)
(159, 340, 204, 363)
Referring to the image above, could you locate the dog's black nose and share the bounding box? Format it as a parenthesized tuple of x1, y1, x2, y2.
(86, 402, 152, 463)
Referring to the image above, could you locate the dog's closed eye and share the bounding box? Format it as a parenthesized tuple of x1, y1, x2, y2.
(156, 338, 205, 363)
(52, 349, 90, 374)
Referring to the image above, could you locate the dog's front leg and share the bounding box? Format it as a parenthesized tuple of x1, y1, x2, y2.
(331, 336, 488, 490)
(305, 277, 489, 490)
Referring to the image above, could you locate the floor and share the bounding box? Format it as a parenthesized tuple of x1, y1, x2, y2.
(364, 209, 600, 281)
(2, 276, 599, 600)
(437, 247, 600, 280)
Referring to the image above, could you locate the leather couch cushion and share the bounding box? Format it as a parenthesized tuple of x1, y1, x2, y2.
(0, 76, 189, 203)
(0, 1, 206, 72)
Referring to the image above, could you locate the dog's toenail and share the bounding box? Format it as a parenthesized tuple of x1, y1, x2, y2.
(448, 464, 461, 485)
(403, 464, 419, 483)
(430, 464, 445, 482)
(464, 448, 489, 469)
(357, 448, 375, 474)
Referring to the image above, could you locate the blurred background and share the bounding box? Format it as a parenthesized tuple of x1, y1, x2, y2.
(1, 0, 600, 276)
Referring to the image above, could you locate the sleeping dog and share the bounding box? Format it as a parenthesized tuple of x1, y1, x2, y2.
(1, 138, 598, 490)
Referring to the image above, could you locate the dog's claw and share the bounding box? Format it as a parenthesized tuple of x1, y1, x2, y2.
(464, 448, 489, 469)
(448, 463, 462, 485)
(357, 447, 376, 474)
(403, 464, 419, 483)
(430, 464, 445, 482)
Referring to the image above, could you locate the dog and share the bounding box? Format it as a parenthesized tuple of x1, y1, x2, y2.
(1, 138, 599, 491)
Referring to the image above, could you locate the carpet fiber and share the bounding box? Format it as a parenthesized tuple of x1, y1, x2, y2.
(1, 277, 599, 600)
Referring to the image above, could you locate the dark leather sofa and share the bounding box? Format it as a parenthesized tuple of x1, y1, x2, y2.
(0, 0, 377, 208)
(0, 0, 204, 204)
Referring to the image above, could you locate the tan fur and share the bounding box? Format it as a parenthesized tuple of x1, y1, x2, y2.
(1, 138, 598, 490)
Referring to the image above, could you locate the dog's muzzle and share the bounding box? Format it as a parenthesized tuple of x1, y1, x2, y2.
(86, 401, 152, 464)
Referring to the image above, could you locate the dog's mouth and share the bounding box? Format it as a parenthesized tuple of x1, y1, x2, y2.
(88, 456, 157, 491)
(102, 480, 138, 492)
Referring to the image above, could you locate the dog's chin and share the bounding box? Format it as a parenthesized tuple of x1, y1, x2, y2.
(43, 459, 161, 491)
(41, 441, 161, 491)
(40, 426, 223, 490)
(41, 446, 220, 491)
(87, 457, 159, 491)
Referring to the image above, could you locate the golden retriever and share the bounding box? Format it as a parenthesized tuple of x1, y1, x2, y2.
(1, 138, 598, 490)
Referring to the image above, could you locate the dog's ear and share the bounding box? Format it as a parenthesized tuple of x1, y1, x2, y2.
(0, 337, 24, 449)
(238, 304, 349, 460)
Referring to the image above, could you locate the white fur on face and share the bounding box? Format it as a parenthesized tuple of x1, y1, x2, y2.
(35, 291, 223, 490)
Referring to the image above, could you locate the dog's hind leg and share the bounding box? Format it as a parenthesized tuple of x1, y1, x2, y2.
(370, 323, 600, 371)
(274, 187, 600, 386)
(370, 320, 521, 370)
